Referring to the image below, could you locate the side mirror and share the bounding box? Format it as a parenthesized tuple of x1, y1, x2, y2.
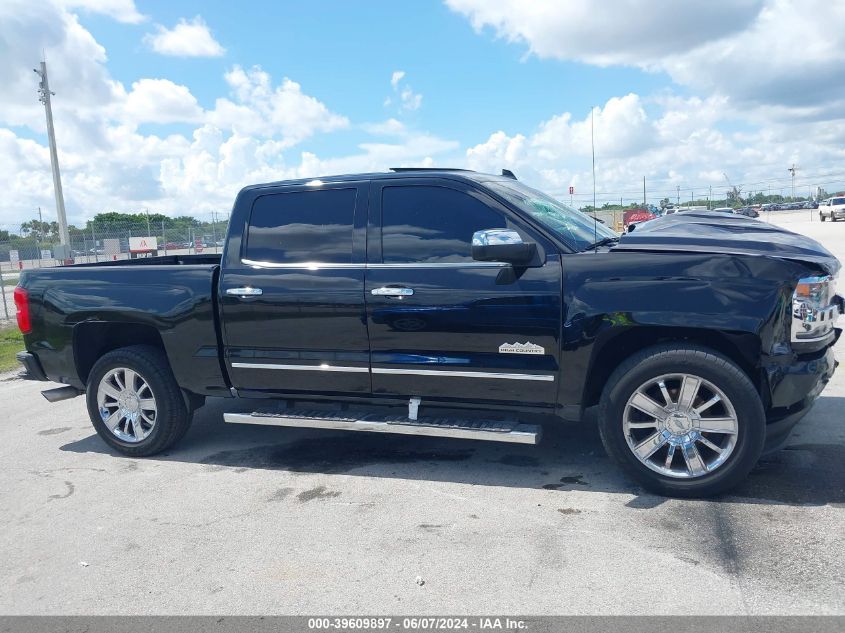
(471, 229, 537, 265)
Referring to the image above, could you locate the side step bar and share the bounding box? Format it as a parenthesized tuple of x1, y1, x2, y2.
(223, 410, 541, 445)
(41, 386, 83, 403)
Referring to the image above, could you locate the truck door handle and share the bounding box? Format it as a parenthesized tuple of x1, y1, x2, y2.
(226, 287, 263, 297)
(371, 287, 414, 297)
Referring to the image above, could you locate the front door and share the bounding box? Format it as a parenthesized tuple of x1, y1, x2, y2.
(220, 181, 370, 397)
(365, 178, 562, 406)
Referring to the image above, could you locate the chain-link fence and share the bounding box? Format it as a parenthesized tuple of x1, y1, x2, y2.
(0, 216, 229, 322)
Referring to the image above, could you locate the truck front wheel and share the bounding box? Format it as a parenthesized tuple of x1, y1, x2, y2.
(597, 345, 765, 497)
(86, 345, 190, 456)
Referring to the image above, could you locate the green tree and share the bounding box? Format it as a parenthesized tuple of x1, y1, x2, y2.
(20, 219, 59, 241)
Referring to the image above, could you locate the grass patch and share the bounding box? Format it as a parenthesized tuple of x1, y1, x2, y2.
(0, 324, 23, 373)
(2, 278, 19, 287)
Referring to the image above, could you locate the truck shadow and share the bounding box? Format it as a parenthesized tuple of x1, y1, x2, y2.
(60, 395, 845, 508)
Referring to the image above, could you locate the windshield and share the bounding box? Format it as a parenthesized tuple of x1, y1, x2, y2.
(486, 180, 618, 251)
(832, 198, 845, 206)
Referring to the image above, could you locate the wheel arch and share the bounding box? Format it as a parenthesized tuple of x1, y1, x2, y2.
(581, 326, 762, 409)
(74, 322, 166, 387)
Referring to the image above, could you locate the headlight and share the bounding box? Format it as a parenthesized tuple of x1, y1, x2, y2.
(791, 274, 839, 344)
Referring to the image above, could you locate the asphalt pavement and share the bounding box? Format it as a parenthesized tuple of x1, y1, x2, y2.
(0, 212, 842, 615)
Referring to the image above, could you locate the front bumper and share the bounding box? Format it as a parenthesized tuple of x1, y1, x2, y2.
(762, 338, 839, 453)
(16, 351, 47, 381)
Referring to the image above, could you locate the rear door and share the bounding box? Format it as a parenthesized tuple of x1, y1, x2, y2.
(365, 177, 562, 406)
(220, 181, 370, 396)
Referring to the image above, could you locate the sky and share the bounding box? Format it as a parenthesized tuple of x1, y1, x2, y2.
(1, 0, 845, 229)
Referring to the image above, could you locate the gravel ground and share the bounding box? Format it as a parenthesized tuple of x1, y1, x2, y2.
(0, 212, 842, 615)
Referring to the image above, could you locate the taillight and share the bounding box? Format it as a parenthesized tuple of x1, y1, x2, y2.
(13, 286, 31, 334)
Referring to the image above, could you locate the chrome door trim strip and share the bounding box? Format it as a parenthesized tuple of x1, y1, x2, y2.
(241, 259, 363, 269)
(231, 362, 369, 373)
(367, 262, 509, 269)
(371, 367, 555, 381)
(231, 362, 554, 381)
(240, 259, 509, 270)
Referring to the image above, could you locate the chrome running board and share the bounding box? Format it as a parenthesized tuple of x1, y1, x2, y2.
(223, 410, 541, 444)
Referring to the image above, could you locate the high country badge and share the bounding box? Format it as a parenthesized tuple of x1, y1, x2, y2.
(498, 341, 545, 355)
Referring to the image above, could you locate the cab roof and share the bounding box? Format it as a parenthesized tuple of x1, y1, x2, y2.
(238, 168, 517, 194)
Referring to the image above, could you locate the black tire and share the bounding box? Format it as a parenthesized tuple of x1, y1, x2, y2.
(820, 212, 826, 222)
(86, 345, 190, 456)
(597, 344, 765, 497)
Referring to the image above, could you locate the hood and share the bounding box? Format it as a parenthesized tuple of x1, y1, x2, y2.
(614, 211, 841, 276)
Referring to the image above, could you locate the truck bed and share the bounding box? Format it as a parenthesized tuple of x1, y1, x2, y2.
(18, 259, 229, 397)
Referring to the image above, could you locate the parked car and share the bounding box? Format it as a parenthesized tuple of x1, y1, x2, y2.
(163, 242, 183, 250)
(14, 169, 842, 497)
(819, 197, 845, 222)
(734, 206, 760, 218)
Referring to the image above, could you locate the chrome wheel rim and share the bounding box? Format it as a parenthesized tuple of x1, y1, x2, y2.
(622, 373, 739, 479)
(96, 367, 157, 443)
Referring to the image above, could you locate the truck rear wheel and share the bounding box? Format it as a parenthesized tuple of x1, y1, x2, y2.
(597, 344, 765, 497)
(86, 345, 190, 456)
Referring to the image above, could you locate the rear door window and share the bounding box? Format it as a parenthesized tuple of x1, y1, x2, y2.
(245, 188, 356, 263)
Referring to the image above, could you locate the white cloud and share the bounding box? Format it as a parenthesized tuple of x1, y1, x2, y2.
(0, 3, 449, 226)
(464, 92, 845, 205)
(0, 0, 123, 132)
(445, 0, 763, 66)
(400, 87, 422, 111)
(57, 0, 146, 24)
(386, 71, 423, 113)
(123, 79, 203, 124)
(144, 16, 225, 57)
(362, 118, 408, 137)
(662, 0, 845, 113)
(207, 65, 349, 143)
(3, 0, 845, 231)
(445, 0, 845, 116)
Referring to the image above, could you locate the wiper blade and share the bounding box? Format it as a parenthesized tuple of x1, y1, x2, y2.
(584, 236, 620, 251)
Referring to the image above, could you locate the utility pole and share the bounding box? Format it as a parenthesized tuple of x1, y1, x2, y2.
(145, 208, 151, 237)
(643, 176, 646, 207)
(708, 185, 712, 210)
(788, 164, 798, 201)
(676, 185, 680, 206)
(34, 61, 69, 248)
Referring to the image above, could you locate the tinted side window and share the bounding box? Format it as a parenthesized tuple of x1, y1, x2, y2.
(246, 188, 356, 263)
(381, 185, 505, 263)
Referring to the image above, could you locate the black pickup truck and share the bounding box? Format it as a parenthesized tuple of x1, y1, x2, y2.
(14, 168, 843, 496)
